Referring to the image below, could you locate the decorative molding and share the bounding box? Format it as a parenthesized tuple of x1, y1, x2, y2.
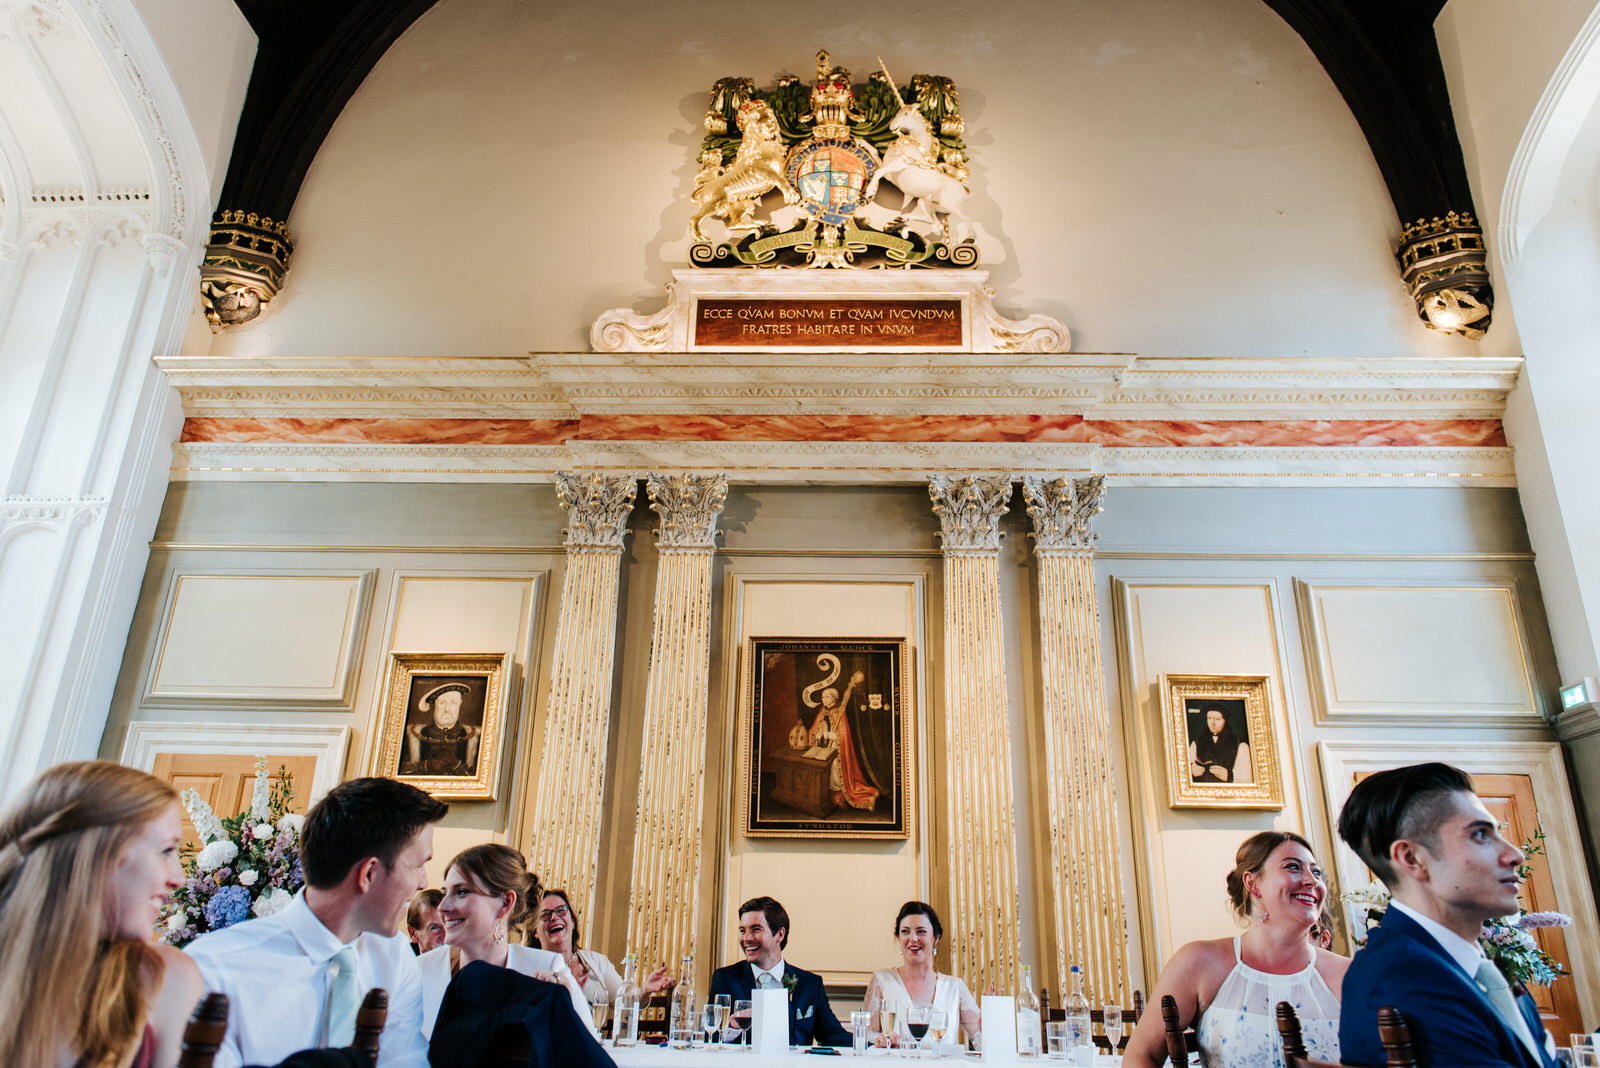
(928, 474, 1011, 551)
(167, 440, 1515, 486)
(0, 495, 108, 524)
(556, 472, 637, 549)
(120, 722, 351, 805)
(1021, 475, 1104, 551)
(645, 473, 728, 549)
(155, 353, 1522, 423)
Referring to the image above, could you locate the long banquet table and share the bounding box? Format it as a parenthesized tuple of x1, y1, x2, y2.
(606, 1045, 1125, 1066)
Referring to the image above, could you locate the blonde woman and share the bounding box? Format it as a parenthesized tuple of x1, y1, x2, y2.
(0, 761, 203, 1068)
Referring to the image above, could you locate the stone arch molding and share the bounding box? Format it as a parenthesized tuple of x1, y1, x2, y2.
(1500, 2, 1600, 266)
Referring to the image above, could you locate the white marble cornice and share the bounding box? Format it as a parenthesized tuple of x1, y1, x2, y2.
(167, 440, 1514, 486)
(155, 353, 1523, 421)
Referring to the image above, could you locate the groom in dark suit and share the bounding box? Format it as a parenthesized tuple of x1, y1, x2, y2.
(709, 895, 850, 1047)
(1337, 762, 1556, 1068)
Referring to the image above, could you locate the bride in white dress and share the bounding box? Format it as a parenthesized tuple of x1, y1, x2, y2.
(1123, 832, 1349, 1068)
(863, 901, 981, 1049)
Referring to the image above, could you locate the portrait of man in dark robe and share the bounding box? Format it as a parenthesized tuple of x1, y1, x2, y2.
(1185, 698, 1252, 785)
(399, 676, 487, 777)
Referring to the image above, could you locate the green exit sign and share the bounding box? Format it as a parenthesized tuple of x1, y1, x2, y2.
(1560, 678, 1596, 710)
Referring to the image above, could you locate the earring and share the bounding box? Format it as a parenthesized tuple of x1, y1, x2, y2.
(495, 919, 507, 944)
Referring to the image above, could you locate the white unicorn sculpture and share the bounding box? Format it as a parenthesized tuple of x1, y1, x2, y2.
(863, 63, 973, 246)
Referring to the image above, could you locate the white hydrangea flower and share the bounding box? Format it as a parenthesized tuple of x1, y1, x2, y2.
(277, 813, 304, 834)
(180, 789, 227, 846)
(252, 823, 275, 842)
(237, 868, 259, 887)
(195, 840, 238, 873)
(249, 756, 272, 821)
(165, 909, 189, 931)
(252, 887, 292, 918)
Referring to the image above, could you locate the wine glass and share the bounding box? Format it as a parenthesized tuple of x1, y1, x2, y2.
(879, 999, 904, 1050)
(702, 1001, 723, 1047)
(906, 1003, 931, 1053)
(927, 1009, 948, 1056)
(713, 994, 731, 1044)
(732, 999, 752, 1047)
(589, 988, 611, 1038)
(1102, 1002, 1124, 1052)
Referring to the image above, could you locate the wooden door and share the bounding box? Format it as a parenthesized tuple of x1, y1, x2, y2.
(150, 752, 318, 850)
(1473, 772, 1584, 1043)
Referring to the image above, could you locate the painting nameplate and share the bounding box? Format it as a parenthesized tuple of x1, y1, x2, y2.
(693, 297, 964, 348)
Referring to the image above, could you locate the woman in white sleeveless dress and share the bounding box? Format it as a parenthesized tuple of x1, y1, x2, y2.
(863, 901, 981, 1049)
(1123, 832, 1348, 1068)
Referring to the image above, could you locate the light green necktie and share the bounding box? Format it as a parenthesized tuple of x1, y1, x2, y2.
(756, 970, 780, 989)
(325, 945, 361, 1047)
(1474, 957, 1540, 1063)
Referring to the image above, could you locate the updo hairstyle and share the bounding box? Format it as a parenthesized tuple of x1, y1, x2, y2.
(447, 843, 541, 941)
(1224, 830, 1315, 922)
(893, 900, 945, 941)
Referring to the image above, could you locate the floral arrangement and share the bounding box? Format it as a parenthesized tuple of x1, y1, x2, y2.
(157, 757, 304, 948)
(1342, 828, 1572, 987)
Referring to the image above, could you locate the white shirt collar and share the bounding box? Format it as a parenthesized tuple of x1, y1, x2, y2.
(284, 891, 357, 966)
(754, 959, 787, 986)
(1390, 900, 1484, 977)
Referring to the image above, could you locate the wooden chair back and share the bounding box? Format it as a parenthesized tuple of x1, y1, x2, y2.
(351, 988, 388, 1066)
(1275, 1001, 1417, 1068)
(636, 992, 672, 1040)
(177, 993, 229, 1068)
(1159, 994, 1192, 1066)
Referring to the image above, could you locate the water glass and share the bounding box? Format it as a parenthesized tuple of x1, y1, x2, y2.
(670, 1028, 694, 1049)
(1046, 1020, 1068, 1059)
(852, 1010, 873, 1055)
(1572, 1038, 1600, 1068)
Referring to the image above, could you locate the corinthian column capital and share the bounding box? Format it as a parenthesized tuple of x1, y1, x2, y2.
(1021, 475, 1105, 551)
(556, 472, 638, 549)
(646, 473, 728, 548)
(929, 474, 1012, 552)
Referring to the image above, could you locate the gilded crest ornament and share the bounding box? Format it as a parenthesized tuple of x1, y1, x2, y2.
(688, 50, 978, 269)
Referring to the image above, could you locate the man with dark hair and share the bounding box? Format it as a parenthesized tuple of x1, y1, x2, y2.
(1337, 762, 1555, 1068)
(188, 777, 449, 1068)
(709, 895, 850, 1046)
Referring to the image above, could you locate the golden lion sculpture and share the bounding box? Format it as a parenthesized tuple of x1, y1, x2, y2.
(688, 99, 797, 243)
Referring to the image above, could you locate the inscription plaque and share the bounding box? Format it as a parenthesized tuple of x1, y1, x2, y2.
(694, 297, 965, 348)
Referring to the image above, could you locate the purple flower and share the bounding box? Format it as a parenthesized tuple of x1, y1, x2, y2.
(1514, 911, 1572, 930)
(204, 885, 253, 929)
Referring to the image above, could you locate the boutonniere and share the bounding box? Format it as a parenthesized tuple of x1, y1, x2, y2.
(782, 972, 799, 997)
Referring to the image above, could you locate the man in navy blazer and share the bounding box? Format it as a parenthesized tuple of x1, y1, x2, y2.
(1337, 762, 1556, 1068)
(709, 895, 850, 1047)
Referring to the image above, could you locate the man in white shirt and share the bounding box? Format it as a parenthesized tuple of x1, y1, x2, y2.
(1337, 762, 1556, 1068)
(187, 777, 449, 1068)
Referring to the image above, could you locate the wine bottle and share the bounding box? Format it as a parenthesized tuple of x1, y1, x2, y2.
(1065, 964, 1092, 1051)
(1016, 963, 1042, 1057)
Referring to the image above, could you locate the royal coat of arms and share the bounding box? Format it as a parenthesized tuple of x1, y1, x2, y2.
(688, 51, 977, 269)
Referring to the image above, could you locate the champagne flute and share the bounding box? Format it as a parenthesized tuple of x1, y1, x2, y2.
(714, 993, 731, 1044)
(879, 999, 903, 1049)
(927, 1009, 948, 1054)
(1102, 1002, 1124, 1051)
(589, 988, 611, 1037)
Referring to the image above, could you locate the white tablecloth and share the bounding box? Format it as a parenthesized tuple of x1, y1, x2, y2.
(607, 1045, 1122, 1066)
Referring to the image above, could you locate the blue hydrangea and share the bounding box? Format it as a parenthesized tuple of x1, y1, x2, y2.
(204, 884, 253, 929)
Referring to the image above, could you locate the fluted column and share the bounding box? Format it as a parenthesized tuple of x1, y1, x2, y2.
(1021, 475, 1130, 1004)
(929, 474, 1022, 993)
(526, 474, 638, 923)
(625, 473, 729, 973)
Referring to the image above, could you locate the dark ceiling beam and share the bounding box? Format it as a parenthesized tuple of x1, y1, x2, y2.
(216, 0, 441, 221)
(1260, 0, 1475, 225)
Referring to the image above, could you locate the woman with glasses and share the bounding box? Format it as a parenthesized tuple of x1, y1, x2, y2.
(531, 888, 674, 1001)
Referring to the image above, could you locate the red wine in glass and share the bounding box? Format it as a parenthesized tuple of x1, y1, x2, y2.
(907, 1021, 930, 1042)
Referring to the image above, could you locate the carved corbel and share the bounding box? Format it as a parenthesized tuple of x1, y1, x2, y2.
(199, 210, 293, 330)
(1397, 212, 1492, 339)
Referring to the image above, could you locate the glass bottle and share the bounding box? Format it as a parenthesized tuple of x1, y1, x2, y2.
(1016, 963, 1041, 1057)
(1064, 964, 1092, 1051)
(669, 954, 695, 1037)
(614, 954, 642, 1046)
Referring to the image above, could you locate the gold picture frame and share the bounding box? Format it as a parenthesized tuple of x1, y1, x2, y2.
(741, 637, 911, 839)
(1160, 673, 1283, 809)
(375, 652, 512, 801)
